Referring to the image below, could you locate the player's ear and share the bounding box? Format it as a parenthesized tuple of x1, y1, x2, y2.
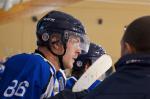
(121, 40, 136, 56)
(125, 42, 136, 54)
(49, 33, 65, 55)
(84, 59, 91, 71)
(84, 63, 90, 72)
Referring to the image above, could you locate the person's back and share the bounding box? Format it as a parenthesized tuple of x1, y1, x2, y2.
(83, 55, 150, 99)
(83, 16, 150, 99)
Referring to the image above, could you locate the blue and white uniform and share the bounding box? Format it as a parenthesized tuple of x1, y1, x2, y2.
(0, 52, 60, 99)
(53, 69, 66, 95)
(66, 76, 77, 89)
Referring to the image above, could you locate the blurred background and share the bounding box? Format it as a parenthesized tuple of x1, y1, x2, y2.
(0, 0, 150, 66)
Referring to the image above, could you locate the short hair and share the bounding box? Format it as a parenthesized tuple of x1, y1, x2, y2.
(123, 16, 150, 53)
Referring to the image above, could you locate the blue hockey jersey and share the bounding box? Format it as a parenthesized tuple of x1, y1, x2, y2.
(0, 53, 58, 99)
(66, 76, 77, 89)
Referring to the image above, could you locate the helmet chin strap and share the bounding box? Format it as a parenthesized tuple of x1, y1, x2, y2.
(58, 55, 65, 70)
(47, 41, 67, 70)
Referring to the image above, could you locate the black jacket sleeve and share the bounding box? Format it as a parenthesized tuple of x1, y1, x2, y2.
(47, 89, 89, 99)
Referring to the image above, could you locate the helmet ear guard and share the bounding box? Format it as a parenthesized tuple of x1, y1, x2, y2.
(41, 33, 49, 42)
(36, 27, 51, 46)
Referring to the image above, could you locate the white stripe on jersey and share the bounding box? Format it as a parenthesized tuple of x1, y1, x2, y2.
(40, 64, 56, 98)
(40, 75, 55, 98)
(58, 69, 67, 81)
(34, 53, 56, 99)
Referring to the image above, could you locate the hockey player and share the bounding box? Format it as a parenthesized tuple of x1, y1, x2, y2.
(66, 42, 106, 91)
(0, 10, 90, 99)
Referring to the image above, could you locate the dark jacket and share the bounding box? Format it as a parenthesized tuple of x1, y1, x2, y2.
(49, 54, 150, 99)
(83, 53, 150, 99)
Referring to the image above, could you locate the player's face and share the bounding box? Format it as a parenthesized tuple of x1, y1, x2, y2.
(63, 36, 81, 69)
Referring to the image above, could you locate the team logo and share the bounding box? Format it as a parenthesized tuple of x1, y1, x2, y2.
(43, 18, 55, 22)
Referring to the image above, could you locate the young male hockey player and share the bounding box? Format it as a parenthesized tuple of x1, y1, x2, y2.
(0, 10, 90, 99)
(66, 42, 106, 91)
